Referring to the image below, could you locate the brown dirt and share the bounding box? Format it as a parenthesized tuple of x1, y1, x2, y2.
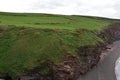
(43, 23, 120, 80)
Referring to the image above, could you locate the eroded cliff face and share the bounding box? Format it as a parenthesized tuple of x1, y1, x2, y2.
(50, 23, 120, 80)
(1, 23, 120, 80)
(53, 23, 120, 80)
(16, 45, 103, 80)
(99, 23, 120, 43)
(53, 45, 103, 80)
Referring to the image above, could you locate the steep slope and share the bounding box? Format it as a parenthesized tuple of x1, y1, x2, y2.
(0, 12, 120, 80)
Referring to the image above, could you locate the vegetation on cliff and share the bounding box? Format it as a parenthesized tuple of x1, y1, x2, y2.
(0, 12, 120, 79)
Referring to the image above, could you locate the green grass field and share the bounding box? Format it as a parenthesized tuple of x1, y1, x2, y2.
(0, 12, 118, 30)
(0, 12, 119, 77)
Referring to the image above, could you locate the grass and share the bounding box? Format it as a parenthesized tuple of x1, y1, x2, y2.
(0, 26, 103, 76)
(0, 12, 118, 30)
(0, 12, 119, 77)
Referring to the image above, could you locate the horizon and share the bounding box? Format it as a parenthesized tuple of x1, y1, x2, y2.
(0, 0, 120, 19)
(0, 11, 120, 20)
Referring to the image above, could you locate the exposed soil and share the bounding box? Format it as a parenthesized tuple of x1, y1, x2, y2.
(51, 23, 120, 80)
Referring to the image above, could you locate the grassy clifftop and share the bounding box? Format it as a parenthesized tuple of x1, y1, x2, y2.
(0, 12, 120, 78)
(0, 26, 103, 76)
(0, 12, 117, 30)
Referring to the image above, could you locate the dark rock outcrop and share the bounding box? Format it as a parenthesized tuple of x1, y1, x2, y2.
(0, 73, 12, 80)
(99, 23, 120, 43)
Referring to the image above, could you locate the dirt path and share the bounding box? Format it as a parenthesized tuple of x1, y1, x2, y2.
(78, 41, 120, 80)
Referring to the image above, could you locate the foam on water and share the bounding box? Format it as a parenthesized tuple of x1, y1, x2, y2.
(115, 57, 120, 80)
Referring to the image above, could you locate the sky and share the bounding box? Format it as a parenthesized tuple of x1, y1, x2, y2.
(0, 0, 120, 19)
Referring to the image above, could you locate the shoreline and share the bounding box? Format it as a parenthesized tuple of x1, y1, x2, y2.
(100, 44, 115, 62)
(78, 41, 120, 80)
(115, 57, 120, 80)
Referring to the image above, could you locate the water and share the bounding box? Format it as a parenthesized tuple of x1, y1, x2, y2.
(78, 41, 120, 80)
(115, 57, 120, 80)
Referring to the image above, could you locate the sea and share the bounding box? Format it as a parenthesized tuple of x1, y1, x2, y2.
(115, 57, 120, 80)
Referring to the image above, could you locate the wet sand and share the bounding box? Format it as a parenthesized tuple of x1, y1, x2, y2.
(78, 41, 120, 80)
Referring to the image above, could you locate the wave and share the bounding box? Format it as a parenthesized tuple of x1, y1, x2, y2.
(115, 57, 120, 80)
